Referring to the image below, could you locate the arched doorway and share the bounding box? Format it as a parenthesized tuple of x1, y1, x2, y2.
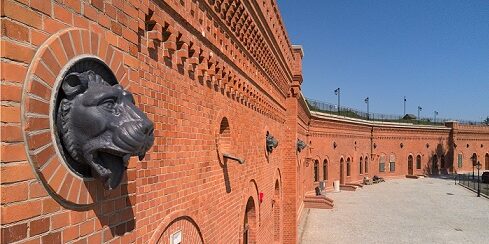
(408, 155, 414, 175)
(243, 197, 256, 244)
(365, 157, 369, 174)
(313, 160, 319, 182)
(340, 158, 344, 184)
(273, 181, 281, 243)
(359, 157, 363, 175)
(323, 159, 328, 181)
(485, 153, 489, 170)
(432, 154, 438, 175)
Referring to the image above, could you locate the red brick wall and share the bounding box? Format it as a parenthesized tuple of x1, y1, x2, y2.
(1, 1, 488, 244)
(1, 0, 298, 243)
(300, 113, 489, 195)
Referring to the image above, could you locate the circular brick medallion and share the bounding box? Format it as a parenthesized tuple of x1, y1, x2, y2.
(21, 28, 127, 208)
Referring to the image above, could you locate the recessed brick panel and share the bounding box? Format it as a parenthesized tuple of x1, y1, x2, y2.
(21, 28, 123, 209)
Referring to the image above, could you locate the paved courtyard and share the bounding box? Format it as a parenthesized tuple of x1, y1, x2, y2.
(300, 177, 489, 244)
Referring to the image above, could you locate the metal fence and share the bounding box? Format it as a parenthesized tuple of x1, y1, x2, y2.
(455, 173, 489, 197)
(306, 98, 485, 126)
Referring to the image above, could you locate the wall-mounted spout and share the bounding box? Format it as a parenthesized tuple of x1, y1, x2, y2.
(223, 153, 245, 164)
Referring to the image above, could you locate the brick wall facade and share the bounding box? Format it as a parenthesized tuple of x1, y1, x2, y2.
(1, 1, 488, 244)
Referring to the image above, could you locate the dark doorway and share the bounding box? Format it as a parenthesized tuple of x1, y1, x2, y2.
(359, 157, 363, 175)
(243, 197, 256, 244)
(408, 155, 414, 175)
(313, 160, 319, 182)
(365, 157, 369, 174)
(323, 159, 328, 181)
(485, 153, 489, 170)
(340, 158, 344, 184)
(432, 154, 438, 175)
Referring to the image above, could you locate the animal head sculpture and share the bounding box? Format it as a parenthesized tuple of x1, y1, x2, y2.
(57, 70, 154, 190)
(297, 139, 307, 152)
(266, 132, 278, 153)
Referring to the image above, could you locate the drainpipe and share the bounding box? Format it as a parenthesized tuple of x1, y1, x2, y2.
(370, 126, 374, 160)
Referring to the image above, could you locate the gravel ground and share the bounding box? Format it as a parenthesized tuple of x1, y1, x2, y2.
(300, 177, 489, 244)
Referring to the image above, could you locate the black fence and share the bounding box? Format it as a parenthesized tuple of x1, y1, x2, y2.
(306, 98, 485, 126)
(455, 173, 489, 197)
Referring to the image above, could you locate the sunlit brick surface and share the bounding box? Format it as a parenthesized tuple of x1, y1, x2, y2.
(1, 1, 488, 244)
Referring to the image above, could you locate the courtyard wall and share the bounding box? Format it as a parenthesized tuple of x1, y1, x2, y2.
(1, 1, 488, 244)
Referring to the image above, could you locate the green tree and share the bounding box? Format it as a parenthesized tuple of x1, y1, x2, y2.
(484, 116, 489, 125)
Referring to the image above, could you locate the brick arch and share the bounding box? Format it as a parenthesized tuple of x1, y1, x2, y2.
(214, 111, 237, 162)
(21, 28, 126, 208)
(272, 169, 282, 243)
(322, 155, 330, 180)
(239, 179, 260, 236)
(273, 168, 282, 195)
(311, 154, 322, 162)
(149, 209, 205, 243)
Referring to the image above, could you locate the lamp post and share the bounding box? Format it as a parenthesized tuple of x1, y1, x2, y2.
(417, 106, 422, 121)
(403, 96, 406, 115)
(476, 161, 482, 197)
(472, 154, 476, 187)
(364, 97, 369, 119)
(334, 88, 340, 115)
(434, 111, 438, 123)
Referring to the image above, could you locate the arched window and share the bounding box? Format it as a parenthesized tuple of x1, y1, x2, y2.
(314, 160, 319, 182)
(440, 155, 445, 168)
(389, 154, 396, 172)
(346, 158, 351, 176)
(323, 159, 328, 180)
(359, 157, 363, 174)
(416, 155, 422, 169)
(379, 155, 386, 172)
(457, 153, 463, 168)
(365, 157, 369, 173)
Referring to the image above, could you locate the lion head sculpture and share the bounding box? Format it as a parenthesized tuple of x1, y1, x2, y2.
(57, 70, 154, 190)
(266, 131, 278, 153)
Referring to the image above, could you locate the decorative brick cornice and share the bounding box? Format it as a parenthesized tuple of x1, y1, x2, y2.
(140, 0, 290, 123)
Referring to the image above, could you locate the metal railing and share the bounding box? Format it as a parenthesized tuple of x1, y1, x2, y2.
(306, 98, 485, 126)
(455, 173, 489, 197)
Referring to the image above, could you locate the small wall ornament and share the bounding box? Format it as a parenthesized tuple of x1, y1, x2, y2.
(297, 139, 307, 152)
(266, 131, 278, 153)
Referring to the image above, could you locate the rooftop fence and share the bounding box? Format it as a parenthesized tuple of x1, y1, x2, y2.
(305, 98, 486, 126)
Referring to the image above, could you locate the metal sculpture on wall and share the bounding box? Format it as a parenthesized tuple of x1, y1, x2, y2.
(56, 67, 154, 190)
(297, 139, 307, 152)
(266, 131, 278, 153)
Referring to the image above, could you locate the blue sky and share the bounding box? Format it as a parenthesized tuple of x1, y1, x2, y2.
(277, 0, 488, 121)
